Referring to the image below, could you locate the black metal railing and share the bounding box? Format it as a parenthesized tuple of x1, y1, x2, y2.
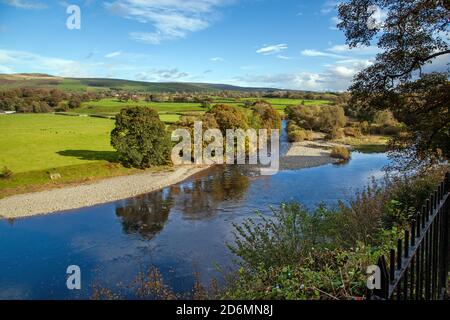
(368, 172, 449, 300)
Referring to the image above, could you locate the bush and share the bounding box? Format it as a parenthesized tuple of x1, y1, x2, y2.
(0, 166, 13, 179)
(327, 128, 345, 140)
(289, 129, 314, 142)
(286, 105, 347, 134)
(224, 203, 397, 300)
(344, 127, 362, 138)
(111, 107, 171, 168)
(223, 168, 449, 299)
(382, 125, 402, 136)
(330, 146, 351, 161)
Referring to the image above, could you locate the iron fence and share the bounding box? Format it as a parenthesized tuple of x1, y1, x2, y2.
(368, 172, 449, 300)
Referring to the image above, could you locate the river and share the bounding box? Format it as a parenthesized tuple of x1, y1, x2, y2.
(0, 152, 389, 299)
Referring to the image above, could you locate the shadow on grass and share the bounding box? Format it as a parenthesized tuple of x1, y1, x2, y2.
(57, 150, 119, 162)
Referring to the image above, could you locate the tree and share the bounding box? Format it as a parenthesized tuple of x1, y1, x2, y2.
(68, 98, 82, 109)
(286, 105, 346, 133)
(111, 107, 171, 168)
(251, 102, 282, 131)
(206, 104, 249, 135)
(338, 0, 450, 169)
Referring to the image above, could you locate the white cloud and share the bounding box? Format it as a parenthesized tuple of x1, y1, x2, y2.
(256, 44, 288, 55)
(329, 16, 341, 30)
(301, 49, 343, 59)
(321, 0, 340, 15)
(2, 0, 46, 9)
(0, 65, 14, 73)
(328, 44, 381, 55)
(105, 51, 122, 58)
(105, 0, 232, 44)
(210, 57, 224, 62)
(135, 68, 190, 81)
(277, 55, 293, 60)
(0, 49, 95, 77)
(235, 58, 374, 92)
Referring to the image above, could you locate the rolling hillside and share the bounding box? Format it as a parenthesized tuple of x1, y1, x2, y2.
(0, 73, 284, 93)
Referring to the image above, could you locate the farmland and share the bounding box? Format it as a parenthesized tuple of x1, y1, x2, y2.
(70, 97, 331, 119)
(0, 97, 330, 196)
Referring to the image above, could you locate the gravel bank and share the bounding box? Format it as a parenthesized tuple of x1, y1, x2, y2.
(280, 141, 346, 170)
(0, 165, 210, 219)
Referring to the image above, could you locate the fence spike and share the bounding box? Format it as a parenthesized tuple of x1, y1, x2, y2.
(390, 249, 395, 282)
(397, 239, 402, 270)
(445, 172, 449, 192)
(405, 230, 409, 258)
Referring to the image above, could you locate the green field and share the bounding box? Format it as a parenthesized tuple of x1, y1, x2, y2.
(2, 98, 329, 173)
(72, 97, 331, 118)
(0, 97, 333, 196)
(74, 99, 206, 115)
(0, 114, 116, 173)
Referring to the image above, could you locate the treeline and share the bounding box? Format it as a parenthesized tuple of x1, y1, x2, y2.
(285, 103, 404, 143)
(0, 85, 350, 113)
(110, 102, 281, 169)
(0, 88, 107, 113)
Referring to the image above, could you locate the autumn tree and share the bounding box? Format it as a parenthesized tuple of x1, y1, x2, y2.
(338, 0, 450, 169)
(111, 107, 171, 168)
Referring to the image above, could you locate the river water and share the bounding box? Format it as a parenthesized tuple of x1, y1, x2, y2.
(0, 152, 389, 299)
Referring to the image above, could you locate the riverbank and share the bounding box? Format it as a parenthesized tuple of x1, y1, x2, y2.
(0, 165, 211, 219)
(0, 141, 351, 219)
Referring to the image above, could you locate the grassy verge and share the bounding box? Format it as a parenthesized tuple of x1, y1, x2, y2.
(334, 135, 390, 153)
(0, 161, 172, 198)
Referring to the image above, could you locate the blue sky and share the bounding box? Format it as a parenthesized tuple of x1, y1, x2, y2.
(0, 0, 383, 91)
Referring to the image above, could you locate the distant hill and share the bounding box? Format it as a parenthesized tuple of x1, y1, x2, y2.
(0, 74, 286, 93)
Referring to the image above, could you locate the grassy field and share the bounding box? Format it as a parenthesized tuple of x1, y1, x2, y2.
(0, 98, 335, 196)
(334, 135, 390, 153)
(0, 114, 116, 173)
(72, 97, 332, 118)
(4, 98, 328, 173)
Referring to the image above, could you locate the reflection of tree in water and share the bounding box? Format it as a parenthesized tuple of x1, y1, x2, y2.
(115, 166, 251, 233)
(173, 166, 250, 220)
(115, 190, 173, 240)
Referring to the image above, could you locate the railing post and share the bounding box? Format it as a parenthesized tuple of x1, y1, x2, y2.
(373, 173, 450, 300)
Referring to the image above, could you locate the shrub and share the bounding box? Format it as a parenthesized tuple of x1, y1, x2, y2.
(0, 166, 13, 179)
(327, 128, 345, 140)
(111, 107, 171, 168)
(223, 168, 449, 300)
(224, 203, 398, 300)
(286, 105, 347, 134)
(382, 125, 402, 136)
(330, 146, 351, 161)
(373, 110, 398, 127)
(289, 129, 314, 142)
(344, 127, 362, 138)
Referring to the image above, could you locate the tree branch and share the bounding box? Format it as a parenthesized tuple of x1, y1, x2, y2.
(386, 50, 450, 79)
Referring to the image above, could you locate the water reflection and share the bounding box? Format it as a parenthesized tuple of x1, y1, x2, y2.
(115, 166, 251, 239)
(115, 190, 172, 240)
(173, 166, 251, 220)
